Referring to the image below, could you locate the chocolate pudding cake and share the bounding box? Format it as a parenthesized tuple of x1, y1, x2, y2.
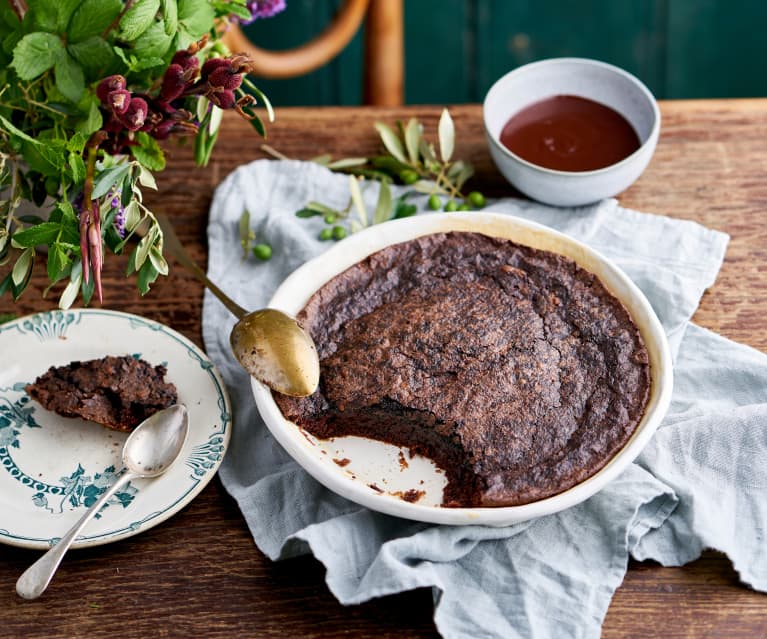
(275, 232, 651, 507)
(26, 355, 178, 432)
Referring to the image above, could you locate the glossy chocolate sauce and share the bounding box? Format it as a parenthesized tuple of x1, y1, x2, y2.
(500, 95, 641, 172)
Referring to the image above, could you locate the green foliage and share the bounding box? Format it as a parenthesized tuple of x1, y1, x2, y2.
(290, 110, 485, 237)
(0, 0, 272, 307)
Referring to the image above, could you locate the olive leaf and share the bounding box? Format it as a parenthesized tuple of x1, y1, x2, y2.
(348, 175, 368, 227)
(59, 260, 82, 310)
(438, 108, 455, 163)
(12, 248, 34, 287)
(373, 180, 392, 225)
(374, 122, 407, 163)
(404, 118, 421, 165)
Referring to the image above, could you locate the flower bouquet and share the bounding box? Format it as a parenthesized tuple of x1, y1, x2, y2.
(0, 0, 283, 307)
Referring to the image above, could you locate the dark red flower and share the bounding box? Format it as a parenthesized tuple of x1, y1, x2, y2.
(161, 64, 187, 101)
(209, 89, 236, 109)
(107, 89, 131, 115)
(119, 97, 149, 131)
(97, 75, 126, 103)
(200, 58, 230, 80)
(171, 50, 200, 73)
(208, 66, 243, 91)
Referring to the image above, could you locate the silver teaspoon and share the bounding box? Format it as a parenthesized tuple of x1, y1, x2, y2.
(15, 404, 189, 599)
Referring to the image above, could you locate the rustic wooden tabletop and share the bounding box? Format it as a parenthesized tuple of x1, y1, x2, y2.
(1, 100, 766, 638)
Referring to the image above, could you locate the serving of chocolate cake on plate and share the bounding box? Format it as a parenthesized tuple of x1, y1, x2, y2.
(26, 355, 178, 432)
(275, 231, 651, 508)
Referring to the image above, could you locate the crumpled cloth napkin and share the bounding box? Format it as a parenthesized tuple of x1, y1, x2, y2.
(202, 159, 767, 638)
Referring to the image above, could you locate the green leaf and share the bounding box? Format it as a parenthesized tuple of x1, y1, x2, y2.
(137, 166, 157, 190)
(219, 1, 252, 21)
(59, 260, 82, 309)
(373, 180, 392, 225)
(137, 258, 160, 294)
(75, 97, 103, 136)
(304, 201, 338, 216)
(131, 20, 172, 59)
(11, 222, 61, 248)
(161, 0, 179, 34)
(295, 208, 321, 219)
(11, 32, 63, 80)
(92, 164, 131, 200)
(327, 157, 368, 170)
(68, 0, 122, 43)
(374, 122, 407, 163)
(120, 0, 161, 40)
(239, 209, 252, 258)
(195, 95, 209, 122)
(148, 245, 169, 275)
(56, 0, 81, 32)
(0, 273, 12, 298)
(123, 200, 142, 232)
(68, 152, 86, 186)
(208, 105, 224, 135)
(80, 263, 95, 305)
(178, 0, 215, 38)
(132, 132, 166, 171)
(68, 37, 116, 79)
(133, 232, 154, 271)
(12, 248, 34, 286)
(348, 175, 367, 227)
(0, 114, 40, 145)
(54, 52, 85, 102)
(418, 138, 437, 164)
(404, 118, 421, 165)
(244, 81, 275, 123)
(412, 179, 447, 195)
(47, 241, 71, 283)
(21, 140, 66, 176)
(24, 0, 60, 33)
(67, 132, 89, 154)
(438, 108, 455, 163)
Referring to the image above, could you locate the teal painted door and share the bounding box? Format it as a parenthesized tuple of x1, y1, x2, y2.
(242, 0, 767, 106)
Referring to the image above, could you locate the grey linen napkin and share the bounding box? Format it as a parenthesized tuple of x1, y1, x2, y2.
(202, 160, 766, 638)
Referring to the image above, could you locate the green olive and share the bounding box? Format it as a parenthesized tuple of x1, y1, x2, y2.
(457, 203, 471, 211)
(323, 213, 337, 224)
(444, 200, 458, 212)
(319, 228, 333, 241)
(399, 170, 418, 185)
(427, 194, 441, 210)
(252, 243, 272, 260)
(468, 191, 486, 208)
(332, 225, 347, 240)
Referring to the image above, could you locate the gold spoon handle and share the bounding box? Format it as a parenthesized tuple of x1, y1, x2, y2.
(156, 212, 247, 319)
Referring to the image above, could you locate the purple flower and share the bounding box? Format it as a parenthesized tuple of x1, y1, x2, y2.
(113, 205, 126, 238)
(241, 0, 286, 24)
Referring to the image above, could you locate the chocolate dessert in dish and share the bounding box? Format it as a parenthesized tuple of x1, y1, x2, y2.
(26, 355, 178, 432)
(275, 232, 651, 508)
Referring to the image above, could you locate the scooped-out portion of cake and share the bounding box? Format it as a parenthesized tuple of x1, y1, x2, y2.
(275, 232, 651, 508)
(26, 355, 178, 432)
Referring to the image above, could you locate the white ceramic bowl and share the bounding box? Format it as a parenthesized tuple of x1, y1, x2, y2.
(483, 58, 661, 207)
(252, 212, 673, 526)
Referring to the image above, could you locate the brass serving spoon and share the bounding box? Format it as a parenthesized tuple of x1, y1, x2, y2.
(156, 213, 319, 397)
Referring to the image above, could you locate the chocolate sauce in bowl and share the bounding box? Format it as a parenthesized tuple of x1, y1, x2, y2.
(499, 95, 641, 172)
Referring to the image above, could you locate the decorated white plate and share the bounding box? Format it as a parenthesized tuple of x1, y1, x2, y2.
(0, 309, 231, 549)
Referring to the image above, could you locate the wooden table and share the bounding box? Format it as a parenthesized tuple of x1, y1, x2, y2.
(1, 100, 766, 638)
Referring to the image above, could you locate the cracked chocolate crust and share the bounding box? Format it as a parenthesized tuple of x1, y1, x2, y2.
(275, 232, 650, 507)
